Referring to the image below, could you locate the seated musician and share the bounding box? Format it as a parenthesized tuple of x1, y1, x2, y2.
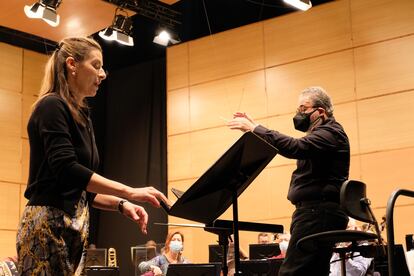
(0, 256, 18, 276)
(138, 231, 189, 276)
(329, 218, 373, 276)
(258, 232, 271, 244)
(405, 236, 414, 276)
(273, 233, 291, 259)
(227, 235, 249, 276)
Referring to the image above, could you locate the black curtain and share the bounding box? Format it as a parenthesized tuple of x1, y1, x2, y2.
(89, 58, 168, 276)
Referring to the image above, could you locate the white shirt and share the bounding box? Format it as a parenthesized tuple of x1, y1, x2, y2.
(406, 249, 414, 276)
(329, 252, 373, 276)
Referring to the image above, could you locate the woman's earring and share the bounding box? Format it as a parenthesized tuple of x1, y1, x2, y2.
(72, 71, 76, 76)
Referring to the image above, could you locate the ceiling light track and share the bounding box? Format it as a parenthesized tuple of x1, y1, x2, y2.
(102, 0, 181, 29)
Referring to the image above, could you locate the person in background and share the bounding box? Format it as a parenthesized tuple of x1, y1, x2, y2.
(16, 37, 168, 276)
(0, 256, 18, 276)
(406, 239, 414, 276)
(329, 219, 374, 276)
(258, 233, 271, 244)
(138, 231, 189, 276)
(227, 234, 249, 276)
(227, 87, 350, 275)
(273, 233, 291, 259)
(145, 240, 159, 260)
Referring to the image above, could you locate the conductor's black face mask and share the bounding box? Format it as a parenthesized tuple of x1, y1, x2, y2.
(293, 108, 318, 132)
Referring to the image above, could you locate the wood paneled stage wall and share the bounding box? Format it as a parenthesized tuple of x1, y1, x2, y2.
(0, 43, 47, 257)
(166, 0, 414, 262)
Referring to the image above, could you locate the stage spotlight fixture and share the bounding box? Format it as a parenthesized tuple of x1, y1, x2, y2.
(283, 0, 312, 11)
(153, 28, 180, 47)
(24, 0, 61, 27)
(99, 8, 134, 46)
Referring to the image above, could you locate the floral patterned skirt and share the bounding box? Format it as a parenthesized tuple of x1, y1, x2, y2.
(16, 192, 90, 276)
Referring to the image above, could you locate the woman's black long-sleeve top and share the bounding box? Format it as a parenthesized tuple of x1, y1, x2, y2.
(24, 94, 99, 216)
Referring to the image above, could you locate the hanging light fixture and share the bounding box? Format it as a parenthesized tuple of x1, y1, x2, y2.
(283, 0, 312, 11)
(153, 27, 180, 47)
(99, 8, 134, 46)
(24, 0, 62, 27)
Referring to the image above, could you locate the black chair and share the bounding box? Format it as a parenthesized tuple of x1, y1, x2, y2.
(296, 180, 386, 276)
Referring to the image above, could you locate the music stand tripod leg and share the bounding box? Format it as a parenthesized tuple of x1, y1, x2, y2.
(232, 190, 242, 276)
(219, 233, 230, 276)
(340, 251, 347, 276)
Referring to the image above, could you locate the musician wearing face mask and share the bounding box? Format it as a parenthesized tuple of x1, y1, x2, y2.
(227, 86, 350, 276)
(273, 233, 291, 259)
(138, 231, 189, 276)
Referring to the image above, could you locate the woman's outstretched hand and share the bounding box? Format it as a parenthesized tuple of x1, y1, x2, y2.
(128, 186, 169, 208)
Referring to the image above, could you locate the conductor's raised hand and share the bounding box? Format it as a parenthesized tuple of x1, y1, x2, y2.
(128, 186, 168, 208)
(121, 201, 149, 234)
(227, 112, 258, 132)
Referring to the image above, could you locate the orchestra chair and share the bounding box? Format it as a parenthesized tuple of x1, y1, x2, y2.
(296, 180, 385, 276)
(386, 188, 414, 276)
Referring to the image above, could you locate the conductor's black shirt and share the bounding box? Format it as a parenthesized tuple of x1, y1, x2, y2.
(253, 117, 350, 204)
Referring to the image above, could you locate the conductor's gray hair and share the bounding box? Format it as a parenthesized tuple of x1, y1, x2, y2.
(300, 86, 334, 117)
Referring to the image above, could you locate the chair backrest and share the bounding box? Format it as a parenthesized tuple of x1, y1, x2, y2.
(340, 180, 374, 224)
(340, 180, 386, 254)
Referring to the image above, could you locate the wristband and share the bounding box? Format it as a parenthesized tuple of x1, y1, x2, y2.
(118, 199, 128, 213)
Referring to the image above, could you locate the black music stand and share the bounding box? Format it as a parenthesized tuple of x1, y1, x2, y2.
(162, 131, 278, 275)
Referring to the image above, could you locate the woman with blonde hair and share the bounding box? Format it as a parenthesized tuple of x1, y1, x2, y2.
(16, 37, 168, 275)
(138, 231, 189, 276)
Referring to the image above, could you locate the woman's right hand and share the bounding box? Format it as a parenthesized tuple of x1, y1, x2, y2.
(128, 186, 169, 208)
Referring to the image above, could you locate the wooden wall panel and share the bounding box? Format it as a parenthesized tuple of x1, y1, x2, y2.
(21, 139, 30, 184)
(20, 184, 27, 216)
(0, 230, 17, 258)
(0, 89, 22, 183)
(355, 36, 414, 99)
(265, 50, 355, 116)
(333, 102, 359, 155)
(238, 169, 272, 221)
(188, 23, 264, 85)
(388, 205, 414, 247)
(264, 0, 352, 67)
(369, 206, 413, 247)
(189, 71, 267, 130)
(189, 127, 242, 178)
(0, 89, 21, 137)
(167, 88, 189, 135)
(0, 43, 22, 93)
(358, 91, 414, 153)
(22, 49, 47, 96)
(267, 165, 296, 217)
(22, 94, 37, 139)
(351, 0, 414, 46)
(349, 155, 362, 181)
(360, 148, 414, 206)
(167, 43, 189, 91)
(0, 182, 20, 230)
(167, 134, 191, 181)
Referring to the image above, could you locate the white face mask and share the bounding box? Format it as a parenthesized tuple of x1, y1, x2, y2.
(169, 240, 183, 253)
(279, 240, 289, 252)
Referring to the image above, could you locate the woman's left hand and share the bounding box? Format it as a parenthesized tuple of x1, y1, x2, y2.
(121, 201, 149, 234)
